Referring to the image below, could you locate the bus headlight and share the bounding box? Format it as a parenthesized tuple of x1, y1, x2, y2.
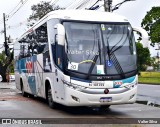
(62, 80, 86, 91)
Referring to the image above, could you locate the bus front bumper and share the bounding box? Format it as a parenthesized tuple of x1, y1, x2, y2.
(64, 86, 137, 106)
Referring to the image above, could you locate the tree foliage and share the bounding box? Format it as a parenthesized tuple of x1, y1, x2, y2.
(28, 1, 63, 27)
(136, 42, 151, 71)
(141, 7, 160, 46)
(150, 57, 159, 71)
(0, 50, 13, 82)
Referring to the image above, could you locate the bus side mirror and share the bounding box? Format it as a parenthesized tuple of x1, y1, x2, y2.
(133, 27, 149, 48)
(54, 24, 65, 46)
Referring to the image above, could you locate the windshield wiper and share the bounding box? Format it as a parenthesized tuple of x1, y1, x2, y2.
(86, 39, 101, 79)
(106, 37, 111, 61)
(86, 55, 98, 79)
(110, 53, 125, 79)
(98, 39, 102, 65)
(105, 37, 125, 79)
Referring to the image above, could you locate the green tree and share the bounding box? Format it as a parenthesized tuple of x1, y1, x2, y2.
(0, 50, 13, 82)
(150, 57, 159, 71)
(28, 1, 63, 27)
(141, 7, 160, 46)
(136, 42, 151, 72)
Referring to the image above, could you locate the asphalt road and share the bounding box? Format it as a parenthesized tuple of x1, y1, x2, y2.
(137, 84, 160, 105)
(0, 82, 160, 126)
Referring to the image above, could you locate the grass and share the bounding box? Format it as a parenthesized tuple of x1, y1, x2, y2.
(140, 72, 160, 77)
(138, 72, 160, 85)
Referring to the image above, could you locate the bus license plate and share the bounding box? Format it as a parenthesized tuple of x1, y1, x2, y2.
(100, 97, 112, 102)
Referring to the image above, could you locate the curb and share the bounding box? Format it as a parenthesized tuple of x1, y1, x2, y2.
(136, 100, 160, 108)
(138, 82, 160, 85)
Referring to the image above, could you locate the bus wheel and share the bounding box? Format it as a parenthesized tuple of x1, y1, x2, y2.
(21, 82, 27, 97)
(47, 86, 56, 109)
(99, 105, 110, 111)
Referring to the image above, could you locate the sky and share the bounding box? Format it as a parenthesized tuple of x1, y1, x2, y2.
(0, 0, 159, 56)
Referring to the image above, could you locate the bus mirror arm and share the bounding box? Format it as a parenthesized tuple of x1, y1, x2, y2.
(55, 34, 58, 43)
(54, 24, 65, 46)
(133, 27, 149, 48)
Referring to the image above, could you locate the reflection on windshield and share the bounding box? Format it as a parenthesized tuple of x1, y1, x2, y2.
(63, 22, 137, 76)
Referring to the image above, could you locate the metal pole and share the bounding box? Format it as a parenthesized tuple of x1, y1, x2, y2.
(158, 34, 160, 71)
(156, 42, 160, 71)
(3, 13, 7, 44)
(3, 13, 9, 56)
(158, 43, 160, 71)
(104, 0, 112, 12)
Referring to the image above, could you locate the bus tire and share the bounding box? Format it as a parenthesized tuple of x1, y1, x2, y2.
(21, 80, 28, 97)
(99, 105, 110, 111)
(47, 86, 57, 109)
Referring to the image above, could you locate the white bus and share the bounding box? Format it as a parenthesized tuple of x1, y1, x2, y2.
(14, 10, 148, 109)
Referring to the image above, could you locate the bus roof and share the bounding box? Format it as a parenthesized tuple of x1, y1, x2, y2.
(18, 10, 129, 40)
(47, 10, 128, 22)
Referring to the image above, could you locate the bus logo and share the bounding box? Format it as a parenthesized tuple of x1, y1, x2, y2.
(114, 81, 122, 86)
(26, 61, 32, 74)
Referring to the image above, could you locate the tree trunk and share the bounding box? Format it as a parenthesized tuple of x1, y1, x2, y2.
(1, 73, 7, 82)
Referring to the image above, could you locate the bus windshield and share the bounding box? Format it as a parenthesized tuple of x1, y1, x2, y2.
(63, 22, 137, 77)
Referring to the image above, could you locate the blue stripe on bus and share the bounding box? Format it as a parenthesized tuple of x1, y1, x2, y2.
(113, 76, 136, 88)
(122, 76, 136, 84)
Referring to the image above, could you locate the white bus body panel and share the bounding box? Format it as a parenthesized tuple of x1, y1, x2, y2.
(14, 10, 141, 107)
(64, 86, 137, 106)
(62, 75, 137, 106)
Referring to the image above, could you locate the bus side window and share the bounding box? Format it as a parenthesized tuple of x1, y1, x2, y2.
(19, 37, 29, 58)
(35, 23, 48, 54)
